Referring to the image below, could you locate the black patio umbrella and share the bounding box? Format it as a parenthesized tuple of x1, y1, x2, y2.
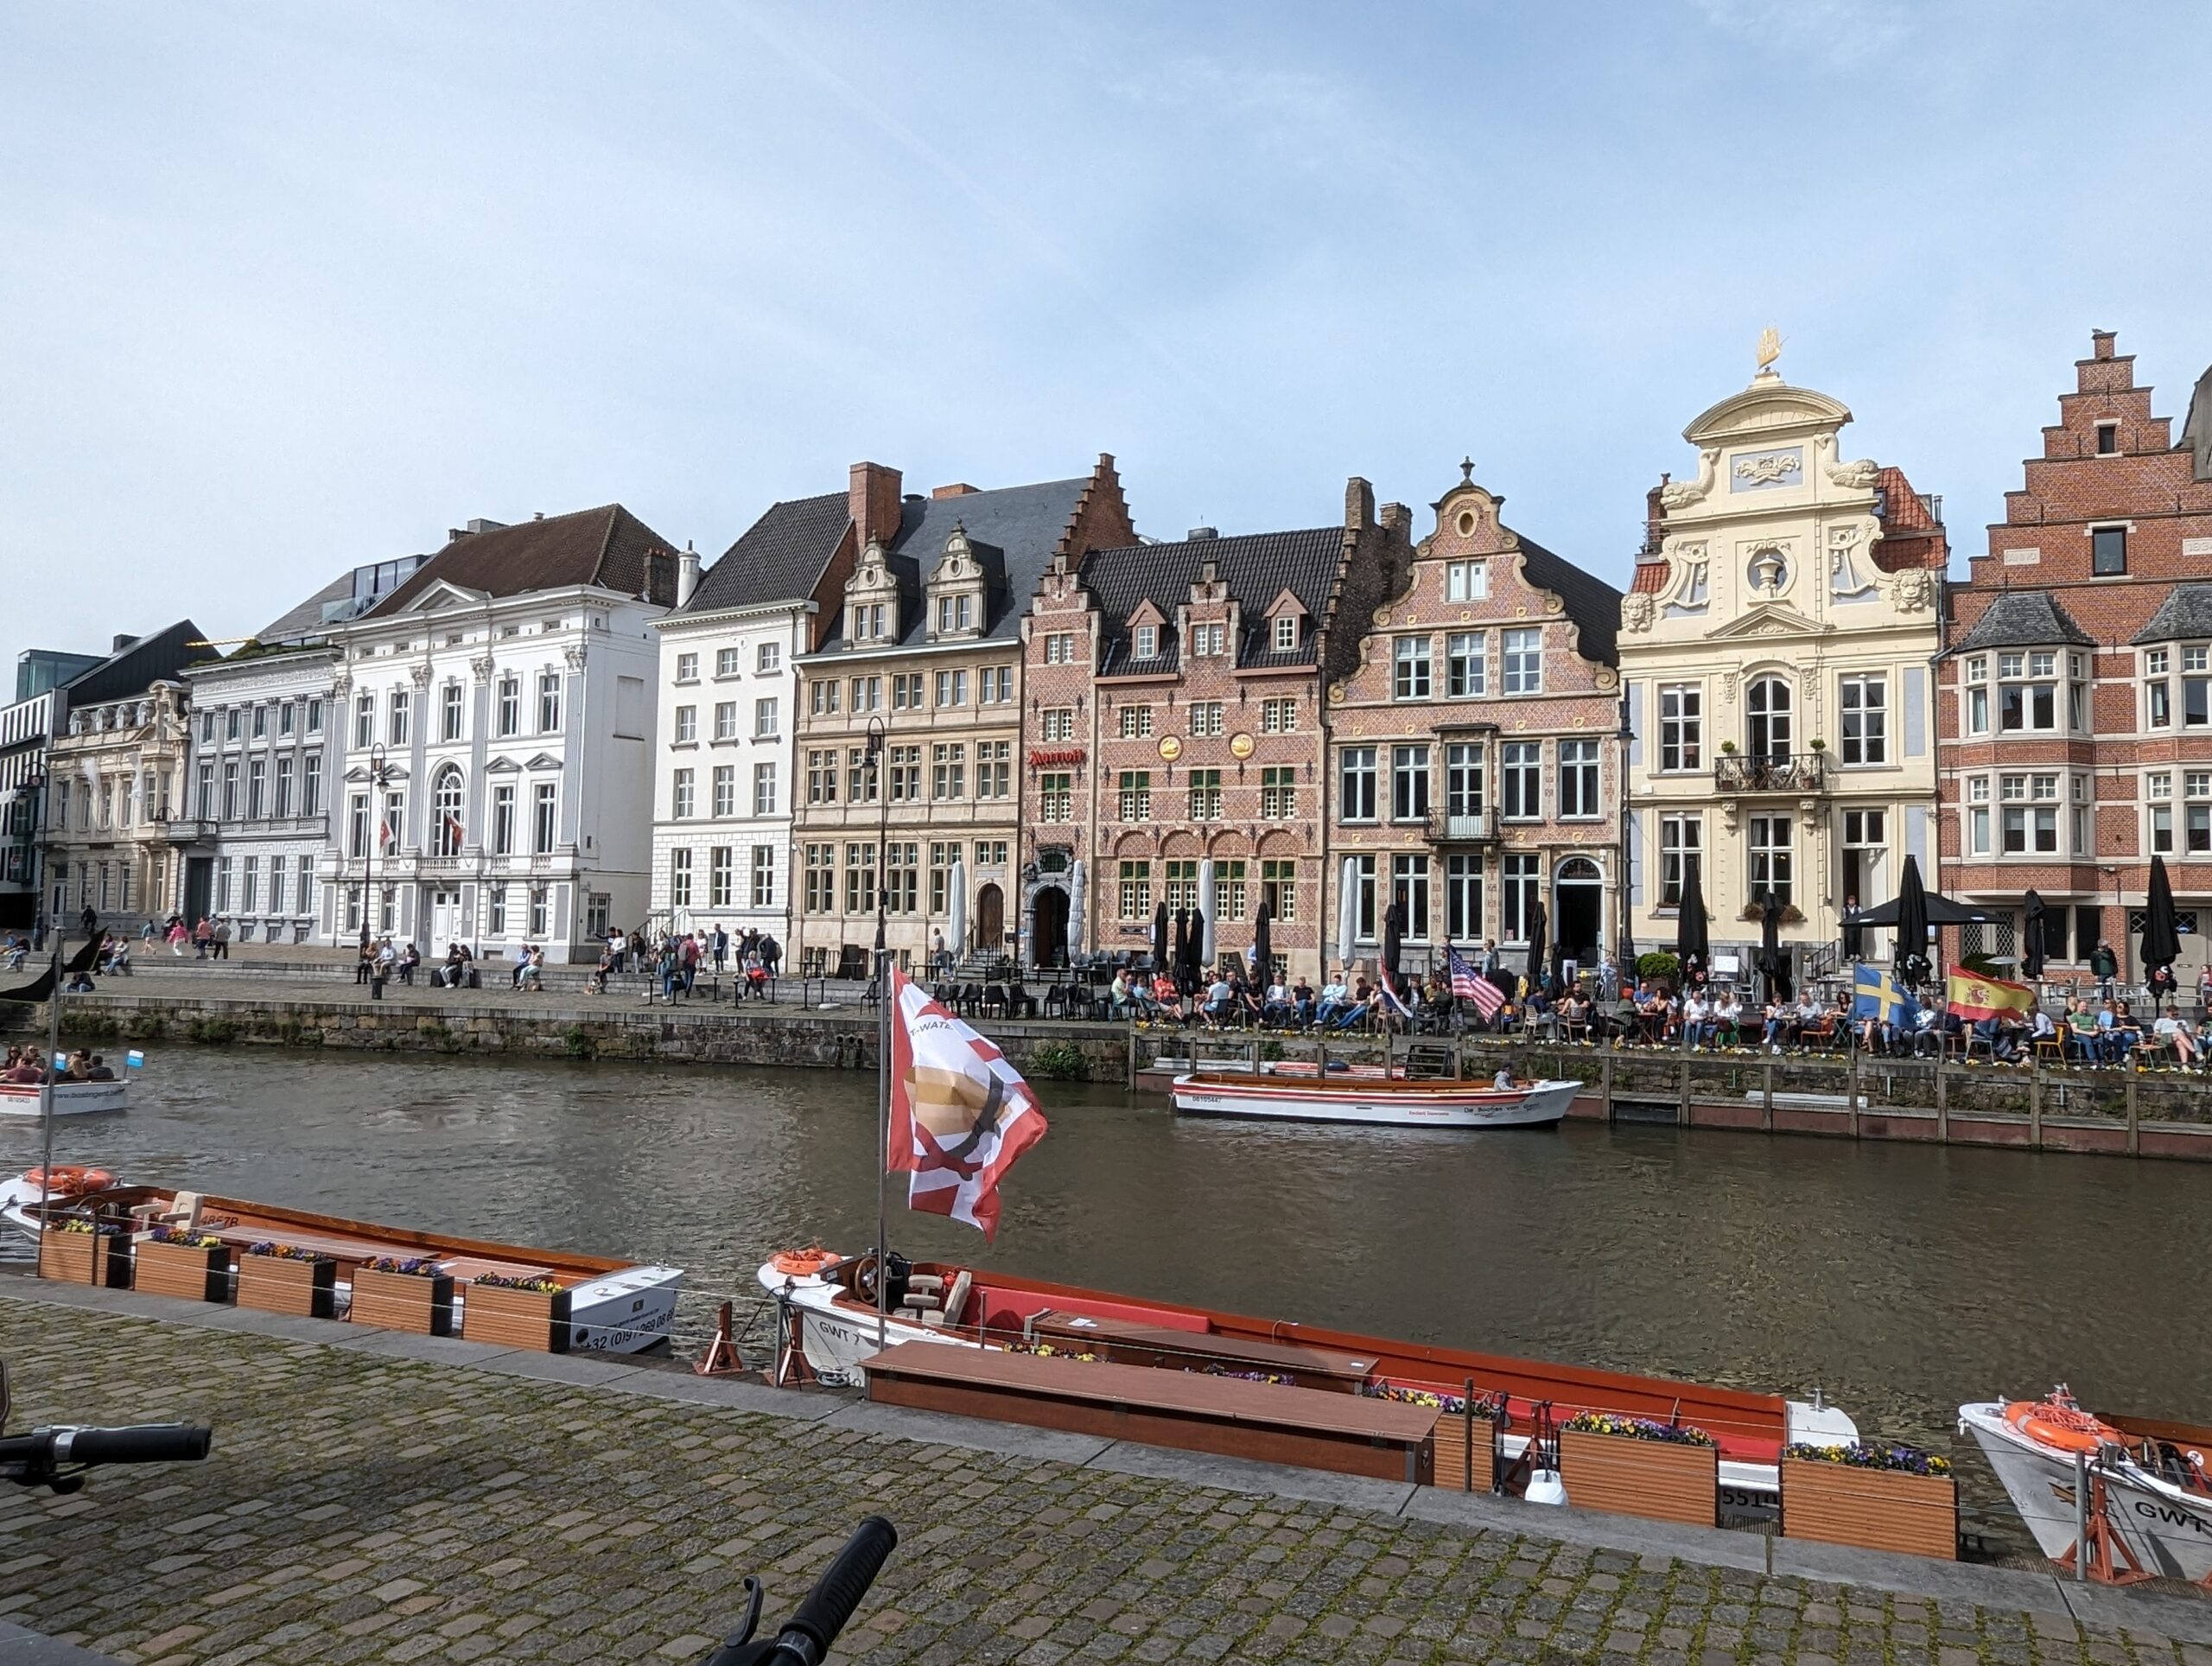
(2142, 856, 2182, 991)
(1381, 896, 1405, 989)
(2021, 890, 2048, 981)
(1674, 864, 1708, 982)
(1172, 907, 1189, 976)
(1892, 854, 1931, 989)
(1758, 891, 1791, 1003)
(1526, 902, 1548, 989)
(1185, 909, 1206, 981)
(1152, 902, 1169, 973)
(1252, 901, 1274, 983)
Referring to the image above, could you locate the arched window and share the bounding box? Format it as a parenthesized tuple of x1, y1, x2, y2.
(432, 766, 466, 856)
(1746, 677, 1793, 759)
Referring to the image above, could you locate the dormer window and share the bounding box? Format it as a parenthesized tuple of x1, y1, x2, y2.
(850, 602, 887, 642)
(936, 595, 973, 633)
(1446, 562, 1488, 602)
(1192, 623, 1227, 657)
(1135, 625, 1157, 659)
(1273, 616, 1298, 652)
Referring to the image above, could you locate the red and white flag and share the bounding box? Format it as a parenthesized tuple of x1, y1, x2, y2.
(886, 968, 1048, 1239)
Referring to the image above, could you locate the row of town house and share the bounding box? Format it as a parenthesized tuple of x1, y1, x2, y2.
(9, 332, 2209, 988)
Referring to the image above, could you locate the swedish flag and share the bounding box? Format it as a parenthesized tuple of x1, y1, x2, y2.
(1852, 963, 1919, 1026)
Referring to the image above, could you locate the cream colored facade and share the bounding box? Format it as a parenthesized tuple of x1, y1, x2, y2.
(1618, 360, 1946, 976)
(44, 681, 188, 931)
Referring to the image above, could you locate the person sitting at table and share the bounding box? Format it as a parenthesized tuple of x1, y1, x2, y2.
(1262, 976, 1294, 1028)
(2156, 1003, 2200, 1068)
(1201, 970, 1236, 1029)
(434, 942, 474, 989)
(1314, 970, 1351, 1029)
(2110, 999, 2145, 1061)
(1292, 976, 1315, 1028)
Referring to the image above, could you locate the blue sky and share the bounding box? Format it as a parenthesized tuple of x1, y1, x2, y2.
(5, 2, 2211, 677)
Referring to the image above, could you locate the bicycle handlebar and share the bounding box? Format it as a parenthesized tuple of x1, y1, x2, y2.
(0, 1423, 214, 1488)
(783, 1516, 898, 1665)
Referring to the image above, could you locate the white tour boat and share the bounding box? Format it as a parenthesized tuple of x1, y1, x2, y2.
(0, 1080, 128, 1116)
(1169, 1068, 1580, 1128)
(1960, 1389, 2212, 1584)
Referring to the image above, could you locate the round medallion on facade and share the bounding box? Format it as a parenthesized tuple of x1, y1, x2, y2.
(1158, 734, 1183, 762)
(1229, 732, 1255, 760)
(1456, 509, 1478, 537)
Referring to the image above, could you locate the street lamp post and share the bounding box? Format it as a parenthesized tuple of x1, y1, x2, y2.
(863, 715, 891, 1345)
(361, 741, 391, 947)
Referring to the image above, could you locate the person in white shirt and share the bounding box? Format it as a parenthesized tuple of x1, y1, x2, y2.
(2156, 1005, 2199, 1067)
(1681, 992, 1711, 1049)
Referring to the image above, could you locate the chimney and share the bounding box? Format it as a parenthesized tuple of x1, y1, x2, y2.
(1344, 476, 1376, 531)
(1379, 502, 1411, 537)
(849, 461, 904, 552)
(111, 633, 137, 652)
(677, 541, 702, 607)
(1186, 526, 1218, 541)
(2092, 329, 2117, 361)
(931, 483, 979, 499)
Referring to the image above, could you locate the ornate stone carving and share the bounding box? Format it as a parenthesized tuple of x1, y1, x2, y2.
(1732, 449, 1803, 487)
(563, 644, 588, 671)
(1720, 671, 1738, 705)
(1620, 593, 1656, 633)
(1594, 666, 1618, 692)
(409, 662, 434, 690)
(1815, 433, 1879, 489)
(1889, 567, 1934, 613)
(471, 653, 495, 684)
(1659, 448, 1718, 509)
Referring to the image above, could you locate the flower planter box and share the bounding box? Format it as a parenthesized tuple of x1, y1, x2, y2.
(463, 1283, 573, 1353)
(237, 1255, 338, 1320)
(39, 1230, 130, 1288)
(134, 1239, 232, 1304)
(1782, 1458, 1957, 1560)
(1432, 1414, 1500, 1493)
(349, 1266, 454, 1336)
(1560, 1427, 1718, 1526)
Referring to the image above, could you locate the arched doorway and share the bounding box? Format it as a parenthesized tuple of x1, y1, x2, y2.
(1031, 886, 1068, 970)
(1554, 856, 1605, 970)
(975, 883, 1003, 953)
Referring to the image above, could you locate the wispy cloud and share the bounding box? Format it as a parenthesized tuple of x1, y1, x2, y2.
(1687, 0, 1915, 67)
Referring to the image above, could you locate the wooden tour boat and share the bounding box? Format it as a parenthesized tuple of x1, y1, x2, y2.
(0, 1080, 128, 1117)
(1170, 1068, 1578, 1128)
(758, 1247, 1858, 1519)
(3, 1171, 682, 1353)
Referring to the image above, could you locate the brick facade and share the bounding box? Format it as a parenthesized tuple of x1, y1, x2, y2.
(1326, 467, 1624, 977)
(1938, 330, 2212, 982)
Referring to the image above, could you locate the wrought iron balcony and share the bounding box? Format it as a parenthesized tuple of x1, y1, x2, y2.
(1426, 806, 1500, 843)
(1713, 752, 1826, 793)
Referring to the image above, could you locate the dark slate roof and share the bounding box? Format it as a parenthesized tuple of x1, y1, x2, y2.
(817, 478, 1090, 652)
(369, 505, 680, 616)
(2133, 583, 2212, 645)
(1953, 589, 2095, 653)
(686, 492, 850, 615)
(1514, 533, 1623, 667)
(256, 569, 357, 645)
(1082, 528, 1344, 677)
(60, 620, 207, 705)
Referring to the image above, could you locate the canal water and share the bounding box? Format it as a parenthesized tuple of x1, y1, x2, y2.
(7, 1047, 2207, 1553)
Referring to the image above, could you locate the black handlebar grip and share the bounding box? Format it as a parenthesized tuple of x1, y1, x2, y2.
(61, 1424, 213, 1465)
(784, 1516, 898, 1658)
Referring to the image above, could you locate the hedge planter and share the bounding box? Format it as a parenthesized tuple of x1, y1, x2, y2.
(39, 1228, 130, 1288)
(349, 1262, 454, 1336)
(134, 1237, 232, 1304)
(463, 1281, 573, 1352)
(237, 1252, 338, 1320)
(1560, 1425, 1719, 1526)
(1783, 1453, 1957, 1560)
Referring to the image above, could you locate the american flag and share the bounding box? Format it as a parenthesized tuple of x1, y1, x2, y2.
(1449, 948, 1504, 1018)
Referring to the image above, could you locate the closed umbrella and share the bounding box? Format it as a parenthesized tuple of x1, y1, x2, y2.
(2142, 856, 2181, 991)
(945, 858, 968, 960)
(1173, 907, 1189, 980)
(1065, 861, 1085, 966)
(1152, 902, 1169, 974)
(1381, 894, 1405, 989)
(2021, 889, 2047, 982)
(1758, 890, 1790, 1002)
(1675, 862, 1708, 982)
(1197, 860, 1217, 966)
(1185, 908, 1206, 981)
(1526, 902, 1548, 989)
(1252, 900, 1274, 984)
(1335, 856, 1358, 971)
(1892, 854, 1930, 989)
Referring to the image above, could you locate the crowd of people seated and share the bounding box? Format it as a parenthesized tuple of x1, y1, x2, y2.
(0, 1046, 115, 1083)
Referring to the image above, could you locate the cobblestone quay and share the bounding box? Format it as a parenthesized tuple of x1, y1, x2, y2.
(1, 1283, 2208, 1664)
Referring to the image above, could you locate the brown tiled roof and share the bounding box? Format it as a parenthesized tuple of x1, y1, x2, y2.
(1630, 557, 1670, 595)
(1873, 466, 1948, 572)
(368, 505, 680, 616)
(686, 493, 849, 615)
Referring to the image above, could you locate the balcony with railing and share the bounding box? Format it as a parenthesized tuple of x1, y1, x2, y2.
(1426, 805, 1500, 843)
(1713, 752, 1825, 793)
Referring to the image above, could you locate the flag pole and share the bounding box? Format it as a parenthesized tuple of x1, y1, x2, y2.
(36, 932, 66, 1260)
(868, 717, 891, 1350)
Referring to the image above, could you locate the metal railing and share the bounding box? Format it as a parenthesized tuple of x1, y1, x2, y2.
(1425, 806, 1499, 843)
(1713, 752, 1826, 792)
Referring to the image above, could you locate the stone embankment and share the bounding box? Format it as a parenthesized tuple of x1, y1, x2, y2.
(3, 1275, 2209, 1664)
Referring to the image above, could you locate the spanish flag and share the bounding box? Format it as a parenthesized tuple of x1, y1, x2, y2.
(1946, 970, 2035, 1021)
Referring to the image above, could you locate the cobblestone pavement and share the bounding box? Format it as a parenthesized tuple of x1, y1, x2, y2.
(0, 1296, 2204, 1666)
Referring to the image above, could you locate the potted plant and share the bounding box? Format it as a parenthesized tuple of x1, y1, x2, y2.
(1364, 1383, 1500, 1493)
(463, 1272, 573, 1353)
(236, 1241, 338, 1319)
(134, 1226, 232, 1304)
(1559, 1410, 1719, 1526)
(1782, 1442, 1956, 1559)
(1719, 741, 1738, 754)
(1808, 738, 1827, 753)
(349, 1256, 454, 1336)
(39, 1218, 130, 1288)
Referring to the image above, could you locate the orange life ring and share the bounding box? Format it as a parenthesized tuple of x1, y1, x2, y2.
(23, 1166, 114, 1196)
(771, 1247, 838, 1276)
(2004, 1396, 2124, 1453)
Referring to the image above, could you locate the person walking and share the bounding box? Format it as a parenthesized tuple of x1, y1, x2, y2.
(213, 917, 232, 960)
(710, 925, 728, 974)
(168, 919, 190, 957)
(193, 917, 214, 959)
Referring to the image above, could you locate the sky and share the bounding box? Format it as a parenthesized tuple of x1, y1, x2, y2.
(5, 2, 2212, 677)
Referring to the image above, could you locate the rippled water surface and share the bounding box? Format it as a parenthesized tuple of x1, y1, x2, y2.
(8, 1046, 2207, 1540)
